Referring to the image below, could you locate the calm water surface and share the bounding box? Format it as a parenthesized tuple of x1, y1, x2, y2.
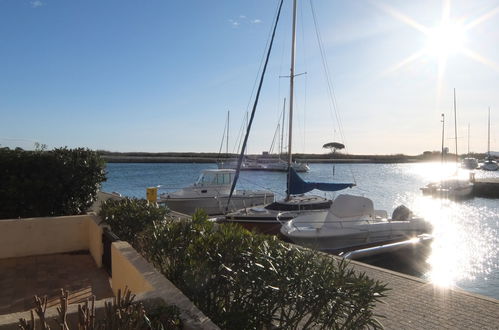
(102, 162, 499, 300)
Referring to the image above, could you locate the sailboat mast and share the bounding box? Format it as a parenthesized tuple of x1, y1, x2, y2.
(488, 107, 491, 158)
(226, 111, 230, 155)
(467, 123, 470, 155)
(453, 88, 458, 164)
(441, 113, 445, 163)
(286, 0, 297, 200)
(280, 98, 286, 159)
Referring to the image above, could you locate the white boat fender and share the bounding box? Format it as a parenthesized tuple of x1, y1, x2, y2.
(392, 205, 413, 221)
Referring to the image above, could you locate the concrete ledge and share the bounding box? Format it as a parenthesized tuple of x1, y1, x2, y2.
(111, 241, 218, 330)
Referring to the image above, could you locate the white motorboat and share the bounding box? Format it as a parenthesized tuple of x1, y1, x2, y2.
(280, 194, 432, 252)
(158, 169, 274, 215)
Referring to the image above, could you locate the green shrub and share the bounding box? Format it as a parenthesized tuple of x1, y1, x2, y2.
(140, 220, 388, 329)
(100, 199, 388, 329)
(99, 198, 170, 245)
(0, 147, 106, 219)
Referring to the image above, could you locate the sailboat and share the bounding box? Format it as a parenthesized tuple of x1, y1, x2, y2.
(218, 101, 309, 172)
(461, 123, 478, 169)
(218, 0, 355, 234)
(421, 90, 473, 199)
(481, 107, 498, 171)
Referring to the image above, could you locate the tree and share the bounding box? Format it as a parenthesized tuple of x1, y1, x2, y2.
(323, 142, 345, 155)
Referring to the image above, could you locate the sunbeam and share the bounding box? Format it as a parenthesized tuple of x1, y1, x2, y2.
(462, 48, 499, 72)
(373, 0, 499, 99)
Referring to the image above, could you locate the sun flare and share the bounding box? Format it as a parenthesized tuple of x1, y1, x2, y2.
(424, 22, 466, 58)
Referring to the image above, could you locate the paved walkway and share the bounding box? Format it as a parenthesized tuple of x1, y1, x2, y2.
(0, 253, 113, 315)
(348, 260, 499, 329)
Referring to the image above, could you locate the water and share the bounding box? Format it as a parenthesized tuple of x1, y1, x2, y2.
(102, 162, 499, 300)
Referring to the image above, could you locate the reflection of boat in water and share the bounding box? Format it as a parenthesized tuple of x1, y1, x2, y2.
(280, 194, 432, 252)
(158, 169, 274, 215)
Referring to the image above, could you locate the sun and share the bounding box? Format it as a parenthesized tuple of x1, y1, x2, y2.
(424, 22, 466, 58)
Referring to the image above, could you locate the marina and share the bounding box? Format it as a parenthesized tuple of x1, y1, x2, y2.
(103, 161, 499, 301)
(3, 0, 499, 327)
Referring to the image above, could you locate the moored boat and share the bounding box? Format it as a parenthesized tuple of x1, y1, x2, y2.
(421, 179, 473, 199)
(158, 169, 274, 215)
(280, 194, 432, 252)
(481, 108, 498, 171)
(218, 0, 354, 233)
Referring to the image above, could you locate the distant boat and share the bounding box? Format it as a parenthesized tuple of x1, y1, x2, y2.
(280, 194, 432, 252)
(421, 90, 473, 199)
(217, 100, 309, 173)
(219, 153, 309, 172)
(461, 123, 478, 169)
(158, 169, 274, 215)
(481, 107, 498, 171)
(462, 157, 478, 170)
(421, 178, 473, 199)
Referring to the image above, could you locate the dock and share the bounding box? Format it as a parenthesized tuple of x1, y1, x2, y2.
(346, 259, 499, 329)
(474, 178, 499, 198)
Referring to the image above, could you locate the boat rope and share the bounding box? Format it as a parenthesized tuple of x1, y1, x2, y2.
(226, 0, 285, 212)
(309, 0, 356, 185)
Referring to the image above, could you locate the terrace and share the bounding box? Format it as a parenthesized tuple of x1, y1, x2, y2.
(0, 214, 217, 329)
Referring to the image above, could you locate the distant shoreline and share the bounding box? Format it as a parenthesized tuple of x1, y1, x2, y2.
(101, 154, 434, 164)
(102, 156, 420, 164)
(99, 151, 489, 164)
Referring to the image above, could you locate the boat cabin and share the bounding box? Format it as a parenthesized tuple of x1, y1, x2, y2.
(194, 169, 235, 187)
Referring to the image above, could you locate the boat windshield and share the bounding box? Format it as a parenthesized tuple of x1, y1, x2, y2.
(196, 172, 234, 186)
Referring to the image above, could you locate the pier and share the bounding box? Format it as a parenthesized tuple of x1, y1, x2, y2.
(474, 178, 499, 198)
(347, 259, 499, 329)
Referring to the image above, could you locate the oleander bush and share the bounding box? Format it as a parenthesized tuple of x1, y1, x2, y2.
(100, 199, 388, 329)
(99, 198, 170, 245)
(0, 147, 106, 219)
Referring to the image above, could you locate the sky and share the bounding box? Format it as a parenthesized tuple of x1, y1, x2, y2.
(1, 0, 499, 155)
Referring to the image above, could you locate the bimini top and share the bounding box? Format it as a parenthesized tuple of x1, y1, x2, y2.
(288, 167, 355, 195)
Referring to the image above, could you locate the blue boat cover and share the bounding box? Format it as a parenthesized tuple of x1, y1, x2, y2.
(288, 167, 355, 195)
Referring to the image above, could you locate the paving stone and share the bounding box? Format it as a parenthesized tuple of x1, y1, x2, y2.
(0, 253, 113, 315)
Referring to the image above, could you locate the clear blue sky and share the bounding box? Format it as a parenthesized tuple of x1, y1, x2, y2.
(1, 0, 499, 155)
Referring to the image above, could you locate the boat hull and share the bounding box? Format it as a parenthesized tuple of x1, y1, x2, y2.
(281, 224, 429, 253)
(162, 193, 274, 216)
(219, 195, 333, 235)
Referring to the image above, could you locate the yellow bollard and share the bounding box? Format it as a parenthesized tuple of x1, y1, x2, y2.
(146, 187, 158, 203)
